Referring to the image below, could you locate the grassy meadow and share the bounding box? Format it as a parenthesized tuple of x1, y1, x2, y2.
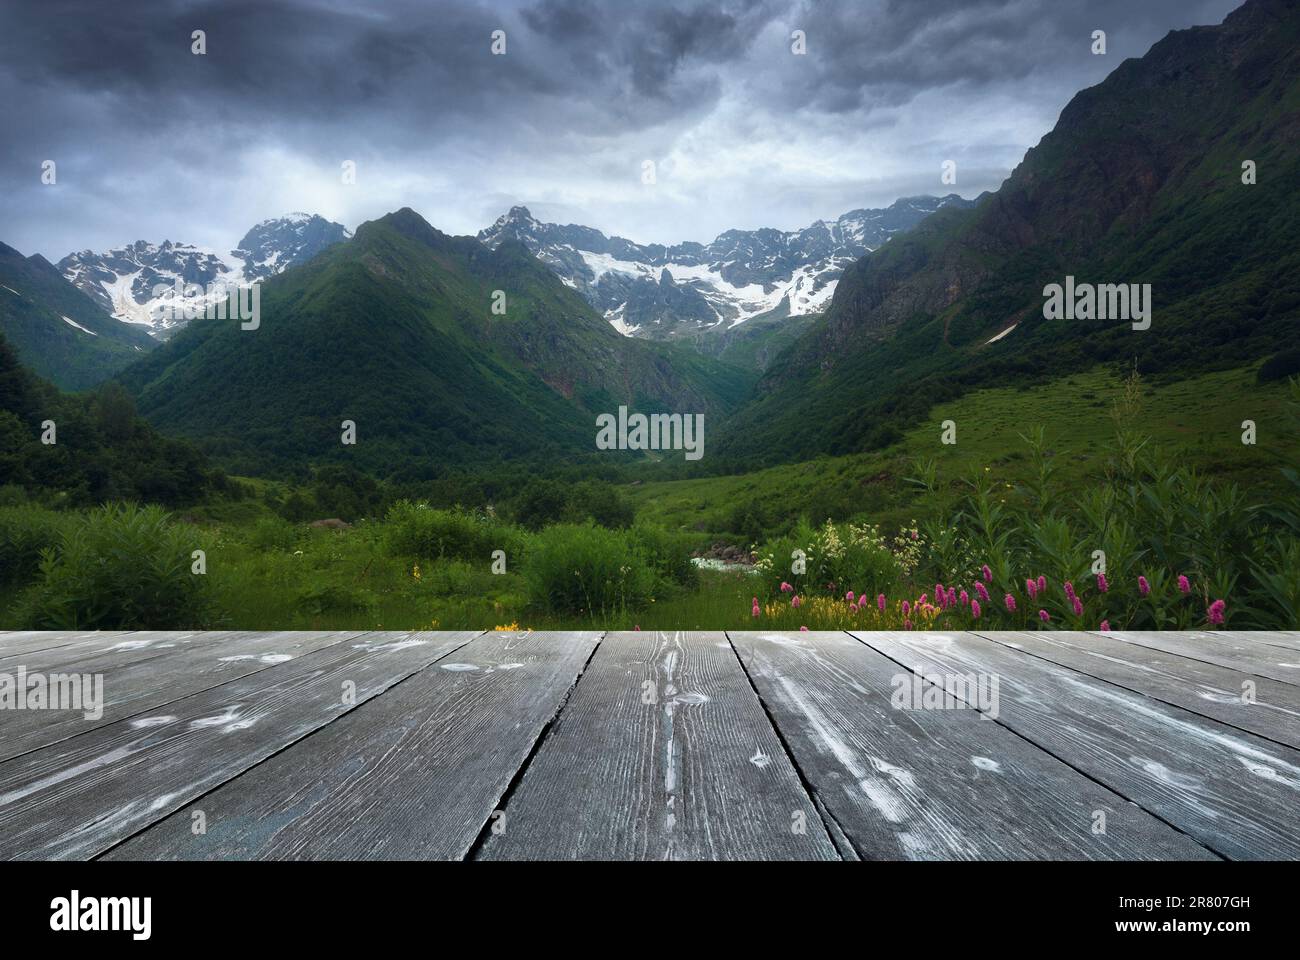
(2, 364, 1297, 633)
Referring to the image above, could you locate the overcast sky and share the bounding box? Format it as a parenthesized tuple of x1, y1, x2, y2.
(0, 0, 1244, 260)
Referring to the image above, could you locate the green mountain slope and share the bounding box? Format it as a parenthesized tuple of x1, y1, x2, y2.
(0, 242, 156, 391)
(0, 330, 224, 505)
(118, 209, 755, 475)
(715, 0, 1300, 466)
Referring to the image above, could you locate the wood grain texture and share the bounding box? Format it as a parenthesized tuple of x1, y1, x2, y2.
(1209, 631, 1300, 653)
(478, 631, 839, 860)
(1104, 631, 1300, 686)
(1, 631, 219, 674)
(729, 631, 1215, 860)
(104, 631, 600, 861)
(0, 631, 360, 763)
(0, 632, 139, 661)
(0, 631, 479, 860)
(0, 631, 143, 663)
(852, 631, 1300, 860)
(976, 631, 1300, 749)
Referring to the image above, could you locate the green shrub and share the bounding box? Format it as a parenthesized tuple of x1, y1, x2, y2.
(13, 503, 214, 629)
(1257, 349, 1300, 383)
(0, 505, 73, 585)
(523, 523, 654, 615)
(385, 501, 520, 564)
(246, 515, 301, 551)
(629, 521, 699, 590)
(294, 582, 374, 616)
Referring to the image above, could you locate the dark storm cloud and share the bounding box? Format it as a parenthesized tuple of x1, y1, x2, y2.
(0, 0, 1246, 259)
(761, 0, 1244, 112)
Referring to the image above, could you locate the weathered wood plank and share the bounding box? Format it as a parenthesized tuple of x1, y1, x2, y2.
(478, 631, 839, 860)
(0, 631, 361, 763)
(1, 631, 218, 674)
(1209, 631, 1300, 653)
(1104, 631, 1300, 686)
(852, 631, 1300, 860)
(104, 631, 601, 860)
(976, 631, 1300, 750)
(0, 631, 139, 662)
(730, 631, 1215, 860)
(0, 631, 479, 860)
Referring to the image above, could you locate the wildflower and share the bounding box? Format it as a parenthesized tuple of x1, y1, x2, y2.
(904, 619, 913, 630)
(935, 584, 945, 604)
(902, 600, 911, 616)
(1026, 578, 1037, 599)
(982, 564, 992, 583)
(877, 593, 886, 612)
(911, 530, 919, 541)
(1138, 576, 1150, 597)
(1071, 597, 1083, 617)
(1207, 599, 1226, 625)
(1096, 573, 1108, 593)
(800, 626, 809, 632)
(1037, 575, 1046, 593)
(1099, 620, 1110, 631)
(1177, 575, 1191, 594)
(1064, 581, 1075, 600)
(1005, 593, 1017, 612)
(919, 593, 928, 605)
(1038, 609, 1050, 622)
(846, 590, 855, 603)
(780, 581, 793, 593)
(974, 581, 989, 602)
(791, 595, 801, 609)
(959, 589, 969, 606)
(412, 564, 422, 581)
(971, 599, 981, 619)
(635, 625, 641, 631)
(751, 603, 760, 618)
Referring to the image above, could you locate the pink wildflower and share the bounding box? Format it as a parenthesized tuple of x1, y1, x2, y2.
(877, 593, 886, 612)
(1099, 620, 1110, 631)
(982, 564, 993, 583)
(1177, 575, 1191, 594)
(800, 625, 809, 632)
(971, 599, 982, 619)
(902, 600, 911, 616)
(1037, 575, 1047, 593)
(791, 595, 801, 609)
(1207, 599, 1226, 625)
(903, 619, 913, 630)
(1064, 581, 1075, 600)
(780, 581, 793, 593)
(846, 590, 855, 603)
(1138, 576, 1150, 597)
(1071, 597, 1083, 617)
(919, 593, 928, 605)
(1026, 578, 1037, 599)
(1038, 609, 1050, 622)
(1005, 593, 1017, 612)
(1096, 573, 1108, 593)
(974, 581, 989, 602)
(960, 589, 969, 606)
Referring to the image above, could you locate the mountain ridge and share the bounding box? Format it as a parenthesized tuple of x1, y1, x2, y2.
(477, 194, 978, 340)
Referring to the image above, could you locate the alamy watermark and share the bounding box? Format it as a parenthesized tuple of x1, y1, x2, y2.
(151, 278, 260, 330)
(596, 406, 704, 460)
(1043, 275, 1150, 330)
(891, 670, 999, 719)
(0, 667, 103, 719)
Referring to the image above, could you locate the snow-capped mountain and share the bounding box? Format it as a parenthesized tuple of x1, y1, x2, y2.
(58, 214, 350, 337)
(477, 195, 976, 339)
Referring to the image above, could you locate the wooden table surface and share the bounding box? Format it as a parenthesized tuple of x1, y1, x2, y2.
(1, 629, 1297, 860)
